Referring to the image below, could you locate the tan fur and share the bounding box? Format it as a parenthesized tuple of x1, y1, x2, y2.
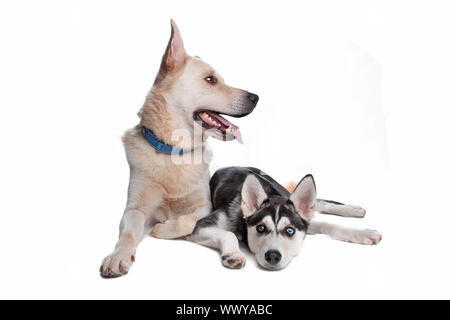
(284, 181, 297, 193)
(100, 20, 256, 278)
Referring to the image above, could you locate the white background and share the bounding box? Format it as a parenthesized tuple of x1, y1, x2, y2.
(0, 0, 449, 299)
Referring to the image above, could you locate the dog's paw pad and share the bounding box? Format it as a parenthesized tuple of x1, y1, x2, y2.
(221, 252, 246, 269)
(100, 249, 134, 278)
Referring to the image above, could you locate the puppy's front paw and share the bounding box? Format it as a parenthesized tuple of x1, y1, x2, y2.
(349, 229, 382, 245)
(221, 252, 246, 269)
(100, 248, 135, 278)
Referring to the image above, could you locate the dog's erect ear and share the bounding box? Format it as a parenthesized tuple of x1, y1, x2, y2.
(289, 174, 316, 221)
(241, 175, 267, 218)
(155, 19, 187, 84)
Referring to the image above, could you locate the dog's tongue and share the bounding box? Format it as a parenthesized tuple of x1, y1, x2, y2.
(231, 125, 243, 144)
(207, 112, 244, 144)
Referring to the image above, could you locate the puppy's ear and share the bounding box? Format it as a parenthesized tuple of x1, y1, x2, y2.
(155, 19, 187, 83)
(289, 174, 316, 221)
(241, 175, 267, 218)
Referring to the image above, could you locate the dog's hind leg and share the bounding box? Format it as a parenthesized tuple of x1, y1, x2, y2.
(187, 211, 246, 269)
(151, 203, 212, 239)
(151, 187, 212, 239)
(307, 220, 382, 245)
(315, 199, 366, 218)
(284, 183, 365, 218)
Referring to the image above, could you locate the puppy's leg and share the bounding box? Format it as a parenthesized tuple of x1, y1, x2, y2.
(100, 177, 164, 278)
(188, 215, 245, 269)
(315, 199, 366, 218)
(308, 220, 382, 245)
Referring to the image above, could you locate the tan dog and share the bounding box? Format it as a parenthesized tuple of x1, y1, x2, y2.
(100, 20, 258, 278)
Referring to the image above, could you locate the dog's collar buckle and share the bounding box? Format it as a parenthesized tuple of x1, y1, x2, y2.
(141, 126, 201, 155)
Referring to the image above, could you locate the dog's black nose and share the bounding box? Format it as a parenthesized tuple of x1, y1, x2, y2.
(247, 92, 259, 106)
(265, 250, 281, 265)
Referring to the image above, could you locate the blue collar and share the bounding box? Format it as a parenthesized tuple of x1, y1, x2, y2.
(141, 126, 201, 155)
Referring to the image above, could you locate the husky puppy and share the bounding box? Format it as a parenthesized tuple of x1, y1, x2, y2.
(100, 21, 258, 278)
(189, 167, 381, 270)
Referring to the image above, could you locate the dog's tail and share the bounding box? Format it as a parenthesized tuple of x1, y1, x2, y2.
(283, 182, 365, 218)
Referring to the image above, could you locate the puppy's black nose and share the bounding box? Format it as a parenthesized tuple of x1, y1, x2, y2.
(247, 92, 259, 106)
(265, 250, 281, 265)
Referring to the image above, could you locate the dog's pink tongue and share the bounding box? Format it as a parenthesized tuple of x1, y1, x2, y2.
(231, 125, 243, 144)
(206, 112, 243, 144)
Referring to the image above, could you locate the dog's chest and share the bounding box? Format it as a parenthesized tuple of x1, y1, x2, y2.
(161, 161, 209, 195)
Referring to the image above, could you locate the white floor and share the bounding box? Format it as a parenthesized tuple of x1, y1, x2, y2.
(0, 158, 445, 299)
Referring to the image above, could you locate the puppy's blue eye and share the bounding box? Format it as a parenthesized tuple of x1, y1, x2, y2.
(286, 227, 295, 237)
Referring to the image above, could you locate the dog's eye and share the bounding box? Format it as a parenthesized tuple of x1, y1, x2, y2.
(256, 224, 266, 233)
(204, 76, 217, 84)
(285, 227, 295, 237)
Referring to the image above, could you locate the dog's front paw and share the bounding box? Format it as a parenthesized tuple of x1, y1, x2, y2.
(100, 248, 135, 278)
(348, 229, 382, 245)
(221, 252, 246, 269)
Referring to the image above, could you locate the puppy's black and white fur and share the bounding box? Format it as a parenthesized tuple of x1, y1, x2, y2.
(188, 167, 381, 270)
